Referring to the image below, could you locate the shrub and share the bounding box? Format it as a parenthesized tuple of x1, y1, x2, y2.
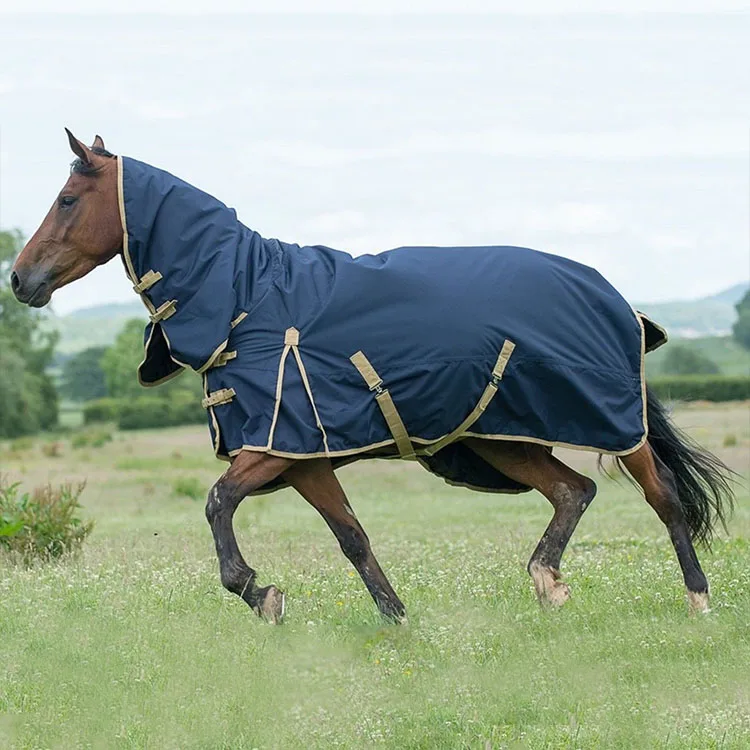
(83, 397, 120, 425)
(71, 429, 113, 450)
(167, 390, 204, 427)
(41, 441, 63, 458)
(649, 376, 750, 403)
(9, 437, 34, 453)
(661, 345, 720, 375)
(116, 392, 204, 430)
(0, 478, 93, 564)
(172, 477, 204, 501)
(117, 396, 172, 430)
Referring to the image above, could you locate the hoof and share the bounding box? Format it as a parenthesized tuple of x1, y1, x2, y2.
(378, 599, 408, 624)
(254, 585, 285, 624)
(687, 590, 710, 615)
(529, 562, 571, 608)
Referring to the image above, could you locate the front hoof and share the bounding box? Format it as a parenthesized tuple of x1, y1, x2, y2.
(254, 585, 286, 624)
(687, 590, 710, 615)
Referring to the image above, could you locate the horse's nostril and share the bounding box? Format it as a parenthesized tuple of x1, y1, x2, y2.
(10, 270, 21, 294)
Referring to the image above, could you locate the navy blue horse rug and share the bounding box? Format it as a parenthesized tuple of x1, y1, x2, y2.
(117, 156, 667, 494)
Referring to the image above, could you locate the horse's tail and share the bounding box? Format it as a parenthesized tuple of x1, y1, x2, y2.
(643, 385, 734, 546)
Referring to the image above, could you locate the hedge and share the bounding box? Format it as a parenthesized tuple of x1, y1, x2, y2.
(83, 393, 204, 430)
(83, 398, 120, 425)
(649, 376, 750, 403)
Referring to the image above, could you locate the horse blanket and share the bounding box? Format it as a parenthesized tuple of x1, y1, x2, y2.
(117, 156, 667, 494)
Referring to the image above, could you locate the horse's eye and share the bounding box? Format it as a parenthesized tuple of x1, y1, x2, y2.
(59, 195, 78, 209)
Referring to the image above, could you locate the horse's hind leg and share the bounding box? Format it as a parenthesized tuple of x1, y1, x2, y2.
(466, 439, 596, 607)
(620, 444, 710, 613)
(205, 451, 293, 623)
(284, 458, 406, 622)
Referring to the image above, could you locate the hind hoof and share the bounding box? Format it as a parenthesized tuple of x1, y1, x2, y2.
(687, 590, 710, 615)
(529, 562, 571, 608)
(255, 585, 285, 624)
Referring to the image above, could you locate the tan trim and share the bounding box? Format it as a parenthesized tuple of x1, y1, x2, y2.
(135, 321, 185, 388)
(204, 374, 222, 456)
(422, 339, 515, 457)
(149, 299, 177, 323)
(292, 346, 331, 456)
(230, 312, 248, 329)
(116, 155, 137, 286)
(349, 350, 416, 460)
(634, 308, 649, 444)
(133, 269, 162, 294)
(195, 338, 229, 374)
(266, 344, 292, 449)
(211, 350, 237, 368)
(201, 388, 236, 409)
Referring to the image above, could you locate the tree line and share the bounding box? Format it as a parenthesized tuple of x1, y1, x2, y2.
(1, 227, 749, 439)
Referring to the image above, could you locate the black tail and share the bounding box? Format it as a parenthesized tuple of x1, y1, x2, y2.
(643, 386, 735, 546)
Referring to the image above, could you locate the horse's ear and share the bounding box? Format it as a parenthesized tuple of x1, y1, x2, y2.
(65, 127, 94, 165)
(92, 134, 105, 150)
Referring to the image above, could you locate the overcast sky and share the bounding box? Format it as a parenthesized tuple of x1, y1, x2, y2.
(0, 11, 748, 314)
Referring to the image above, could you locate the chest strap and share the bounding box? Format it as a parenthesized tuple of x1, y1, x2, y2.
(149, 299, 177, 324)
(133, 270, 162, 294)
(202, 388, 236, 409)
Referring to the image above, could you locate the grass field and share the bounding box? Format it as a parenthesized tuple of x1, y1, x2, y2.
(1, 403, 749, 749)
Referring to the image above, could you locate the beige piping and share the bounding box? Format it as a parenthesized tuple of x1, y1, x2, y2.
(349, 350, 416, 460)
(266, 328, 330, 456)
(231, 312, 248, 329)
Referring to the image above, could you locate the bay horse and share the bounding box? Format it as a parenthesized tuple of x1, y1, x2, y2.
(11, 131, 733, 623)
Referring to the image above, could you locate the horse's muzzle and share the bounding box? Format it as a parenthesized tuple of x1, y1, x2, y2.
(9, 269, 51, 307)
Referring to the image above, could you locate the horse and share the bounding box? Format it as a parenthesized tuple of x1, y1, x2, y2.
(10, 130, 733, 624)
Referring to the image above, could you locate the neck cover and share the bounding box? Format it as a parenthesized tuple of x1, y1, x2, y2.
(116, 155, 667, 495)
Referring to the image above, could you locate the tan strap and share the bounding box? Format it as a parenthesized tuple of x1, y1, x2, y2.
(211, 350, 237, 368)
(350, 350, 415, 460)
(201, 388, 236, 409)
(133, 269, 162, 294)
(349, 351, 383, 391)
(493, 339, 516, 380)
(421, 339, 516, 457)
(149, 299, 177, 323)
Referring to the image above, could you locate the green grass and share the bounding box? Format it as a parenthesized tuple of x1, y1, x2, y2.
(0, 405, 748, 748)
(646, 336, 750, 376)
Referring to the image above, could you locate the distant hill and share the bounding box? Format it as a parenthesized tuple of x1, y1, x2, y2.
(635, 281, 749, 338)
(47, 281, 750, 357)
(45, 301, 146, 357)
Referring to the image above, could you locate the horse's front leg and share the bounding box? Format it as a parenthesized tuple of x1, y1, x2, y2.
(284, 458, 407, 622)
(206, 451, 292, 623)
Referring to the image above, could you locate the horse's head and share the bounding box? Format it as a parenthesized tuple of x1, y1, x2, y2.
(10, 129, 122, 307)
